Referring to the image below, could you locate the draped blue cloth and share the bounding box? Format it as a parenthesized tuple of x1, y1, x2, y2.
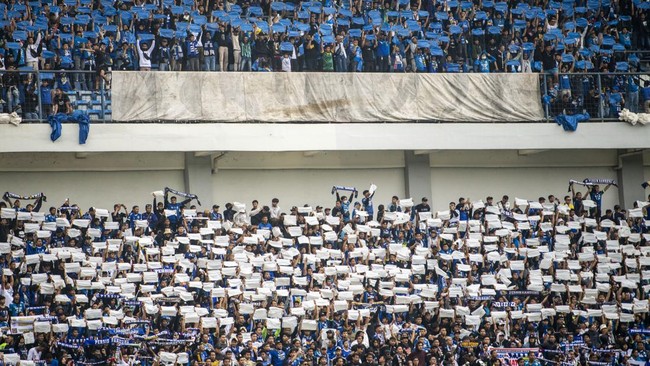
(555, 113, 590, 131)
(47, 111, 91, 144)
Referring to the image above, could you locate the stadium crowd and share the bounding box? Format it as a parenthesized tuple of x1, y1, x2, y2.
(0, 183, 648, 366)
(0, 0, 647, 73)
(0, 0, 649, 119)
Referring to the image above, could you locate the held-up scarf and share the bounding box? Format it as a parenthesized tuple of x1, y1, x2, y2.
(164, 187, 201, 205)
(3, 192, 46, 201)
(331, 185, 358, 199)
(568, 179, 618, 192)
(629, 328, 650, 334)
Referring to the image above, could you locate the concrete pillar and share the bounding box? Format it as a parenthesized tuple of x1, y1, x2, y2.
(184, 153, 214, 210)
(404, 151, 432, 203)
(616, 150, 645, 210)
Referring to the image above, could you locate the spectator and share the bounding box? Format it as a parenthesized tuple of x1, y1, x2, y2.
(215, 24, 231, 72)
(51, 88, 71, 115)
(240, 35, 252, 71)
(185, 34, 200, 71)
(136, 38, 155, 71)
(22, 82, 39, 120)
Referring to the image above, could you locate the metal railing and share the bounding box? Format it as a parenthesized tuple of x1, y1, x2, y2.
(540, 72, 649, 122)
(0, 69, 111, 123)
(1, 69, 647, 124)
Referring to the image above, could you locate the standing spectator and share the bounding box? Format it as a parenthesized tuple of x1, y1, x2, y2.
(215, 24, 230, 72)
(240, 35, 252, 71)
(81, 41, 96, 89)
(185, 34, 200, 71)
(390, 44, 404, 72)
(23, 83, 39, 120)
(376, 33, 390, 72)
(40, 78, 53, 116)
(231, 28, 242, 71)
(321, 43, 334, 72)
(270, 198, 281, 223)
(608, 86, 625, 118)
(626, 75, 639, 113)
(281, 53, 292, 72)
(642, 81, 650, 113)
(361, 189, 376, 220)
(541, 44, 557, 83)
(95, 43, 112, 88)
(349, 38, 363, 72)
(25, 33, 43, 70)
(202, 30, 216, 71)
(136, 38, 155, 71)
(157, 38, 172, 71)
(361, 37, 376, 72)
(171, 38, 184, 71)
(115, 41, 135, 70)
(334, 35, 348, 72)
(252, 29, 271, 67)
(3, 64, 20, 113)
(303, 34, 319, 71)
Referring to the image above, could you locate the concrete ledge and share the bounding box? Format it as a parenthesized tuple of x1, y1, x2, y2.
(1, 122, 648, 153)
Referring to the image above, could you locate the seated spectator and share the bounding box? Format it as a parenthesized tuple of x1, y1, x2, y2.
(51, 87, 71, 115)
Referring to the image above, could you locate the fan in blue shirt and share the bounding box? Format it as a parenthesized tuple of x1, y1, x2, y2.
(269, 342, 287, 366)
(335, 192, 352, 222)
(588, 184, 611, 215)
(128, 206, 143, 229)
(164, 192, 192, 228)
(45, 207, 57, 222)
(141, 204, 158, 230)
(258, 216, 273, 230)
(361, 189, 375, 220)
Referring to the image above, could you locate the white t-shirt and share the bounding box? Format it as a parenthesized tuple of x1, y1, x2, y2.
(270, 206, 281, 219)
(282, 57, 291, 72)
(27, 347, 42, 361)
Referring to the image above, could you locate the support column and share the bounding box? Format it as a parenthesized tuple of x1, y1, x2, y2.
(404, 151, 432, 202)
(184, 153, 214, 210)
(616, 150, 645, 210)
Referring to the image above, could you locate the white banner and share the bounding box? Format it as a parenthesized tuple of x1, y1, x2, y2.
(112, 72, 544, 123)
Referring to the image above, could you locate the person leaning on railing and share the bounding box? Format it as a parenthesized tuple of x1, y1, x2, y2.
(2, 65, 21, 114)
(643, 80, 650, 113)
(23, 83, 39, 121)
(51, 88, 72, 115)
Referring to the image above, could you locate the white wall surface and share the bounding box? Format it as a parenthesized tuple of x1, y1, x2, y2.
(0, 150, 646, 213)
(0, 170, 184, 211)
(212, 168, 406, 211)
(430, 167, 620, 212)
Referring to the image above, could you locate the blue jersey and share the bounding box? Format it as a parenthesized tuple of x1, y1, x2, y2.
(269, 349, 286, 366)
(377, 41, 390, 57)
(590, 191, 604, 209)
(559, 74, 571, 90)
(41, 85, 52, 104)
(142, 212, 158, 229)
(476, 58, 491, 73)
(341, 201, 351, 220)
(128, 212, 142, 229)
(166, 202, 182, 223)
(362, 194, 375, 217)
(26, 243, 46, 255)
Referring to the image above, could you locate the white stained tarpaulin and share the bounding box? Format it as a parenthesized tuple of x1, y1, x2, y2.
(112, 72, 543, 123)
